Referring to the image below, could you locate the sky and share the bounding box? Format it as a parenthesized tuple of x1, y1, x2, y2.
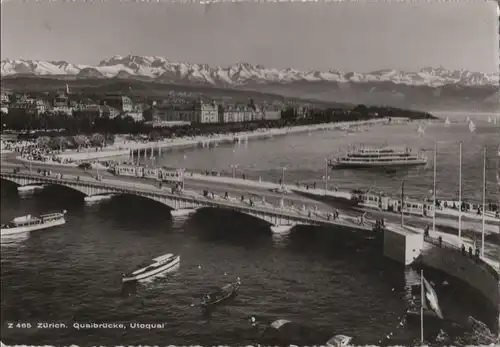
(1, 0, 499, 73)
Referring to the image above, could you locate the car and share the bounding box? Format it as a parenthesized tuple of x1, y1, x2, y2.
(78, 162, 92, 170)
(270, 186, 291, 194)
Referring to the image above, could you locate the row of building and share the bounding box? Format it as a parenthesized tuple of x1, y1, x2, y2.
(1, 88, 142, 121)
(144, 101, 282, 124)
(1, 87, 283, 125)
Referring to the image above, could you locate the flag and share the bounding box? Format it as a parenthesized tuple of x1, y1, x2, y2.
(422, 275, 444, 319)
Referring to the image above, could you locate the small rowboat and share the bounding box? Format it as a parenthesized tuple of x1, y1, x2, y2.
(200, 277, 240, 312)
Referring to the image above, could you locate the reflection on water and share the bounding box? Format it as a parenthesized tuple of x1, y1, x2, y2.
(271, 230, 291, 248)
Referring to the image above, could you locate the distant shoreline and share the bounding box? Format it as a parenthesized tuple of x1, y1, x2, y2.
(55, 117, 407, 162)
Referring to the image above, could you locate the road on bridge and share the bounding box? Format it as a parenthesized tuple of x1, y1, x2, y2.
(1, 154, 363, 219)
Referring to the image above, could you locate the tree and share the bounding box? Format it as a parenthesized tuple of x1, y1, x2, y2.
(90, 133, 105, 147)
(72, 134, 89, 149)
(36, 136, 51, 148)
(105, 134, 115, 146)
(148, 131, 162, 142)
(47, 136, 65, 151)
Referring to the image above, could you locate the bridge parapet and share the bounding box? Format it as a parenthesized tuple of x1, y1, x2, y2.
(0, 171, 373, 232)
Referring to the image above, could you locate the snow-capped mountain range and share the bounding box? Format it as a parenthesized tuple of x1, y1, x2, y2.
(1, 55, 498, 88)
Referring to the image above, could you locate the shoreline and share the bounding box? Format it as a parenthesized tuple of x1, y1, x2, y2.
(53, 117, 406, 162)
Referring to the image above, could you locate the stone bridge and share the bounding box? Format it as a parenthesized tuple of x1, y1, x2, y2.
(0, 171, 374, 234)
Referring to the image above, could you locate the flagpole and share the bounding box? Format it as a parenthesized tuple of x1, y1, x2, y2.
(433, 141, 437, 233)
(458, 142, 462, 248)
(482, 146, 486, 257)
(420, 269, 424, 343)
(401, 180, 404, 227)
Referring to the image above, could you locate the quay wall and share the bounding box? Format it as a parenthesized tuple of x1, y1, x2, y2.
(421, 242, 499, 310)
(127, 118, 396, 154)
(383, 225, 499, 313)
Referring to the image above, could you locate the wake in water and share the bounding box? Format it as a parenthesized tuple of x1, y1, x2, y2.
(0, 232, 29, 247)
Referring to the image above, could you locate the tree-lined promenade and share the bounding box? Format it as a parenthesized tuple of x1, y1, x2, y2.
(1, 104, 435, 141)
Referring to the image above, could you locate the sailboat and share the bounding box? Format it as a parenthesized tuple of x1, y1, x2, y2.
(417, 123, 425, 136)
(466, 116, 471, 123)
(444, 117, 450, 126)
(487, 116, 492, 123)
(468, 120, 476, 132)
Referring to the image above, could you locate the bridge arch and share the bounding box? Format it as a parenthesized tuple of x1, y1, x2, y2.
(110, 192, 178, 210)
(1, 176, 94, 196)
(0, 173, 328, 233)
(194, 204, 309, 233)
(195, 205, 274, 225)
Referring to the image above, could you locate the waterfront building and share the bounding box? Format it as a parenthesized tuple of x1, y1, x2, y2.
(150, 100, 218, 124)
(69, 97, 100, 111)
(101, 95, 133, 112)
(72, 99, 102, 122)
(51, 92, 72, 116)
(100, 105, 121, 118)
(196, 100, 218, 123)
(220, 103, 256, 123)
(125, 111, 144, 122)
(9, 98, 49, 117)
(262, 109, 282, 120)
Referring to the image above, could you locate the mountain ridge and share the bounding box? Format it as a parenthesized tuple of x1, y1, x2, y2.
(1, 55, 498, 88)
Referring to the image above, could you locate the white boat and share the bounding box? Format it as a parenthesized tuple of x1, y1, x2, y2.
(122, 253, 180, 283)
(488, 116, 492, 123)
(329, 146, 427, 169)
(170, 208, 197, 217)
(444, 117, 450, 126)
(17, 184, 45, 193)
(326, 334, 353, 347)
(1, 210, 67, 236)
(270, 319, 291, 329)
(270, 224, 293, 234)
(84, 194, 114, 203)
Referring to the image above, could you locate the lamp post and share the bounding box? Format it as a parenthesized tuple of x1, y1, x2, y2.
(481, 146, 486, 257)
(281, 166, 287, 187)
(323, 158, 330, 194)
(231, 164, 238, 178)
(280, 166, 287, 211)
(180, 168, 186, 190)
(181, 154, 187, 190)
